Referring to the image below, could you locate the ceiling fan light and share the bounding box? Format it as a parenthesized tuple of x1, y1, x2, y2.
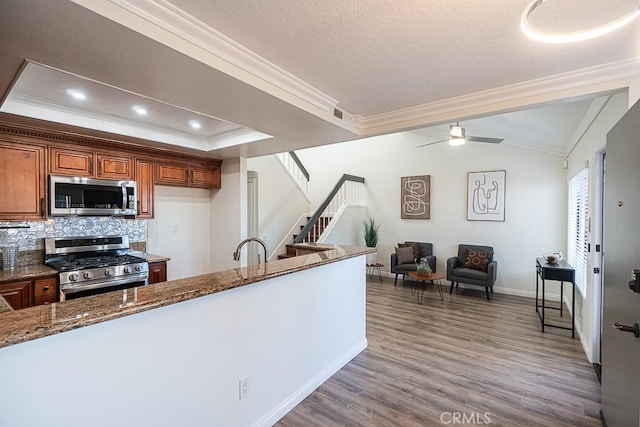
(450, 124, 464, 138)
(520, 0, 640, 44)
(449, 137, 465, 146)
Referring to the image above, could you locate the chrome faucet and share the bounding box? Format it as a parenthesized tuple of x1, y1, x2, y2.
(233, 237, 268, 264)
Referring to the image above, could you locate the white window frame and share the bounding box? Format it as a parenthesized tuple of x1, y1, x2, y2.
(567, 168, 589, 297)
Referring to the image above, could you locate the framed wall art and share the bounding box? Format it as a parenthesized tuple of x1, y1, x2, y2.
(401, 175, 430, 219)
(467, 170, 505, 221)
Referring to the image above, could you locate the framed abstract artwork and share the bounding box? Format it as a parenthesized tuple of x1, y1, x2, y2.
(467, 170, 506, 221)
(401, 175, 430, 219)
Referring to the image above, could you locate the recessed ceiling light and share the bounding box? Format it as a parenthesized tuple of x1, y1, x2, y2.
(65, 88, 86, 100)
(189, 120, 201, 129)
(132, 105, 148, 115)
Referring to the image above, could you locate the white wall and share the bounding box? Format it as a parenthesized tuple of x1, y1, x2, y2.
(297, 132, 567, 298)
(566, 91, 629, 362)
(246, 155, 310, 259)
(211, 157, 248, 270)
(147, 185, 212, 280)
(320, 205, 369, 246)
(0, 256, 367, 427)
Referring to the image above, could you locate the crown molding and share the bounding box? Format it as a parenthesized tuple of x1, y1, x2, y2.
(69, 0, 354, 131)
(352, 58, 640, 135)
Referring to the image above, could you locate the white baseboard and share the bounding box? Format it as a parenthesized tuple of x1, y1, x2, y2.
(256, 338, 368, 427)
(382, 271, 562, 302)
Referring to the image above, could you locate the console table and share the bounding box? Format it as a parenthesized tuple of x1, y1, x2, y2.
(535, 258, 575, 338)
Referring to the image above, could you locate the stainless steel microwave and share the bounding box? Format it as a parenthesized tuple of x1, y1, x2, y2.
(49, 175, 137, 216)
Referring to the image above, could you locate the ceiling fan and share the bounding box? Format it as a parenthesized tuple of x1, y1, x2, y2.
(416, 122, 504, 148)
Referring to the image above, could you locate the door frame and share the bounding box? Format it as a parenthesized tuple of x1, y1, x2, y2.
(247, 171, 259, 265)
(590, 149, 605, 365)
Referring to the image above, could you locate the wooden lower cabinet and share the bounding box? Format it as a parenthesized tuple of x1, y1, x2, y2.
(34, 277, 59, 306)
(148, 261, 167, 284)
(0, 280, 33, 310)
(0, 276, 58, 310)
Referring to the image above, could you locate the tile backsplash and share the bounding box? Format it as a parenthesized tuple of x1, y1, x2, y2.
(0, 217, 147, 250)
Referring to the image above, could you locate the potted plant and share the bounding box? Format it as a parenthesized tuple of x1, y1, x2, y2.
(363, 217, 381, 264)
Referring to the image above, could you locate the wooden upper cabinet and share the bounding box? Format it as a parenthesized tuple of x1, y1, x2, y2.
(49, 146, 94, 177)
(0, 141, 46, 220)
(50, 146, 133, 179)
(155, 162, 189, 186)
(190, 165, 221, 188)
(155, 161, 221, 188)
(135, 159, 154, 219)
(96, 153, 134, 180)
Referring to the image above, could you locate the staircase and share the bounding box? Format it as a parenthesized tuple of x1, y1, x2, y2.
(278, 216, 331, 259)
(276, 174, 366, 259)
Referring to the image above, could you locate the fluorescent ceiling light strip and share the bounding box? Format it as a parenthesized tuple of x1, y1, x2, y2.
(521, 0, 640, 44)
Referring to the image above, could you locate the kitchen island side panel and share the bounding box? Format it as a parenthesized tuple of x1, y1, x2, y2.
(0, 255, 367, 427)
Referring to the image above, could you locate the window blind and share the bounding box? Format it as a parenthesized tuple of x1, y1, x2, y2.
(567, 168, 589, 297)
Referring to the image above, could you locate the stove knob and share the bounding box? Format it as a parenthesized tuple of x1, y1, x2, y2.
(68, 273, 79, 282)
(123, 266, 132, 274)
(135, 264, 143, 272)
(83, 271, 94, 280)
(104, 268, 114, 277)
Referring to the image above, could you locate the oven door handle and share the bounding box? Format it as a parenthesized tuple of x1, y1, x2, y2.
(60, 273, 149, 293)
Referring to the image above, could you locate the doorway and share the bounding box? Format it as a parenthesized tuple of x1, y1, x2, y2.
(247, 171, 259, 265)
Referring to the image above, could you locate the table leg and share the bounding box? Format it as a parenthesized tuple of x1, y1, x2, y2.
(571, 281, 575, 338)
(535, 269, 539, 313)
(541, 278, 545, 333)
(376, 265, 382, 282)
(436, 279, 443, 301)
(417, 281, 425, 305)
(560, 281, 564, 317)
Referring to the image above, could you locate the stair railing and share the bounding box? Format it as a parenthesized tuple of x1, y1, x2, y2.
(294, 174, 365, 243)
(275, 151, 309, 198)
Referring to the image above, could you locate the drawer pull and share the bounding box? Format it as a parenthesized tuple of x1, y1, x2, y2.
(42, 286, 49, 291)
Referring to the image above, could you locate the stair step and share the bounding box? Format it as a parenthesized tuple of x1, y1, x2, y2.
(278, 254, 294, 260)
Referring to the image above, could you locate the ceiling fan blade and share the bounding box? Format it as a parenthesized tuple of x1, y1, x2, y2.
(416, 139, 447, 148)
(466, 135, 504, 144)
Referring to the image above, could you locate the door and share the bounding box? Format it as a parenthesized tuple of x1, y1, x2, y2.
(601, 100, 640, 425)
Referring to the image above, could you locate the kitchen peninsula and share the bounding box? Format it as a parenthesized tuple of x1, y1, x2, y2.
(0, 244, 370, 427)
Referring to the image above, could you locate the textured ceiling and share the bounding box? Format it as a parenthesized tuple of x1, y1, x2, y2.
(168, 0, 640, 116)
(0, 0, 638, 157)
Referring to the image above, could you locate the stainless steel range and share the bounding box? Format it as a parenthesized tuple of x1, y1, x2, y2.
(45, 235, 149, 301)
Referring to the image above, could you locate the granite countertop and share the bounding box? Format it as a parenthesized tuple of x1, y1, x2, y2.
(0, 244, 373, 348)
(0, 264, 57, 284)
(129, 252, 171, 263)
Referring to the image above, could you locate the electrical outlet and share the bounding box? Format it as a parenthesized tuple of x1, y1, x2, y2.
(171, 225, 179, 235)
(239, 375, 250, 401)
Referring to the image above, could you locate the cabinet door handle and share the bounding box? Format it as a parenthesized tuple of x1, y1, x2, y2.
(89, 157, 93, 175)
(191, 169, 194, 183)
(98, 160, 102, 176)
(42, 286, 49, 291)
(40, 197, 45, 217)
(137, 200, 140, 215)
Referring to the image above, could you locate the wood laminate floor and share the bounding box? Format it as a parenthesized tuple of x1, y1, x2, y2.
(277, 278, 601, 427)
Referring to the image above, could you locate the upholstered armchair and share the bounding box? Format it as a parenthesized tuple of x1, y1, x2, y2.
(447, 244, 497, 300)
(391, 241, 436, 286)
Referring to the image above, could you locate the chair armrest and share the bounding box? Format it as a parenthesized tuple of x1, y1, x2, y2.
(487, 260, 497, 284)
(446, 256, 458, 276)
(390, 253, 398, 272)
